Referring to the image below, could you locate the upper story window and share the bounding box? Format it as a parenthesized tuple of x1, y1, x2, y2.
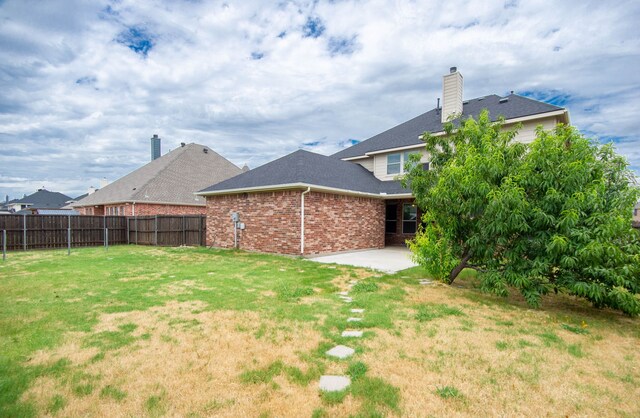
(386, 151, 423, 175)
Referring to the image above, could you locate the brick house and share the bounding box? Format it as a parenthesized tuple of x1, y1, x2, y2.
(198, 68, 570, 255)
(73, 142, 243, 216)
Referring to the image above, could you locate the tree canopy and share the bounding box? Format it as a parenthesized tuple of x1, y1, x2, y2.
(403, 110, 640, 315)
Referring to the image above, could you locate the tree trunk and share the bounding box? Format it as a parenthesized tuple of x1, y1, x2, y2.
(448, 248, 472, 284)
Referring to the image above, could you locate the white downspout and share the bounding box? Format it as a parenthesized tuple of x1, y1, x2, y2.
(301, 187, 311, 255)
(132, 201, 136, 216)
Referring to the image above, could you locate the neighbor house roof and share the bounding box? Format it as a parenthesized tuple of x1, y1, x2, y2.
(74, 143, 242, 207)
(35, 209, 80, 215)
(332, 93, 567, 160)
(198, 150, 410, 197)
(11, 189, 72, 209)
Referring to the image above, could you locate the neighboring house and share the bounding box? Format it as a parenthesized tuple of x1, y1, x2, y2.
(73, 142, 243, 216)
(198, 67, 570, 256)
(62, 187, 99, 209)
(5, 189, 72, 213)
(633, 201, 640, 228)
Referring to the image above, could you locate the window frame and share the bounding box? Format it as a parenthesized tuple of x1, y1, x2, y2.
(387, 151, 423, 175)
(402, 203, 417, 234)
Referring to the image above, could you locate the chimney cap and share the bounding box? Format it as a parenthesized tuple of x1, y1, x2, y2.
(152, 134, 159, 139)
(450, 66, 457, 73)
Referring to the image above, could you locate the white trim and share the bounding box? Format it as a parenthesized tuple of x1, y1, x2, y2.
(365, 139, 443, 156)
(196, 182, 410, 199)
(340, 109, 569, 159)
(342, 155, 371, 161)
(501, 109, 567, 125)
(301, 187, 311, 254)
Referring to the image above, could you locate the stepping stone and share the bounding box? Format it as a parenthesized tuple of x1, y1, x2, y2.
(325, 345, 355, 359)
(351, 308, 365, 313)
(419, 279, 433, 285)
(319, 375, 351, 392)
(341, 298, 353, 303)
(349, 280, 358, 284)
(337, 291, 349, 296)
(347, 317, 362, 322)
(342, 330, 363, 338)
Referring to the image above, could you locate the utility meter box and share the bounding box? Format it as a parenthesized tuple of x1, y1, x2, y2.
(231, 212, 239, 222)
(239, 223, 246, 230)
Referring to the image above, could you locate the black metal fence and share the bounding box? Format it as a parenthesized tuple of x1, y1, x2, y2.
(0, 214, 206, 252)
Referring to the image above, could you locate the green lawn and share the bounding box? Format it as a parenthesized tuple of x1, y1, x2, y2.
(0, 246, 638, 417)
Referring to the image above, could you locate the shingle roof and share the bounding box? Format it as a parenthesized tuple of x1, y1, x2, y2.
(12, 189, 72, 209)
(74, 143, 242, 207)
(36, 209, 80, 215)
(198, 149, 410, 196)
(332, 93, 564, 159)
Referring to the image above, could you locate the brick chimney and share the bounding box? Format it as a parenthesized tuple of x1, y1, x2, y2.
(441, 67, 463, 123)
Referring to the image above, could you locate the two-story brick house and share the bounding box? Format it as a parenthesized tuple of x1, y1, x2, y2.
(198, 68, 570, 255)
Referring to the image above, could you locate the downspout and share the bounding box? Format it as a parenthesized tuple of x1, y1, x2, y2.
(300, 187, 311, 255)
(132, 201, 136, 216)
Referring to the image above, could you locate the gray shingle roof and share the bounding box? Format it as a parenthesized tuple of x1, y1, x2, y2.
(198, 149, 410, 196)
(332, 93, 564, 159)
(13, 189, 72, 209)
(75, 143, 242, 207)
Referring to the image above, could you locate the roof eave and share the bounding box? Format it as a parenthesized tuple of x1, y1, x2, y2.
(197, 182, 410, 199)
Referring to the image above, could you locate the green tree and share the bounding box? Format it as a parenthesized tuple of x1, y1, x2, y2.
(403, 110, 640, 315)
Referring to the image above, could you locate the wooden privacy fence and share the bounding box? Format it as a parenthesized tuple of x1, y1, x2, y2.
(0, 214, 206, 251)
(128, 215, 205, 246)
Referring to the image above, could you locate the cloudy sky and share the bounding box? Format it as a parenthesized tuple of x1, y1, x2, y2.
(1, 0, 639, 200)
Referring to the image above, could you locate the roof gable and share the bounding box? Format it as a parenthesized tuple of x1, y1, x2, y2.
(12, 190, 72, 209)
(199, 149, 409, 196)
(332, 94, 564, 159)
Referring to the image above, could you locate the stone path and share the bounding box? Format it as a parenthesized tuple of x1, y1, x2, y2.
(319, 375, 351, 392)
(326, 345, 355, 359)
(319, 283, 366, 393)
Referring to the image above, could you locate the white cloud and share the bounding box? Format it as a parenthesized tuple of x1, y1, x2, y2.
(0, 0, 639, 198)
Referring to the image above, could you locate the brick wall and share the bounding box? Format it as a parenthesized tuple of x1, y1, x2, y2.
(205, 190, 385, 255)
(304, 192, 385, 254)
(206, 191, 302, 255)
(77, 203, 205, 216)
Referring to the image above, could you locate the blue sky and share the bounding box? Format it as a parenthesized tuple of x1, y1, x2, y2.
(0, 0, 639, 199)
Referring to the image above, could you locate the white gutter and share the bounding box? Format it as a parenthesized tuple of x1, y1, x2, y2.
(300, 187, 311, 254)
(197, 182, 390, 199)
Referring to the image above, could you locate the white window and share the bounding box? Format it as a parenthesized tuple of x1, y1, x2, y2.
(387, 151, 423, 175)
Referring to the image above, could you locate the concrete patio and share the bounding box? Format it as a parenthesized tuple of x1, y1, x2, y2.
(308, 246, 417, 273)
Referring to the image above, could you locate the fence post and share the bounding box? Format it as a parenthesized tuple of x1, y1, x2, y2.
(155, 215, 158, 246)
(198, 216, 202, 246)
(2, 229, 6, 261)
(67, 215, 71, 256)
(126, 217, 130, 245)
(105, 228, 109, 251)
(182, 216, 186, 246)
(135, 216, 138, 245)
(23, 214, 27, 251)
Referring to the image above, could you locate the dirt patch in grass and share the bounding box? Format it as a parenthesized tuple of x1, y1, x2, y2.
(359, 284, 640, 417)
(155, 280, 211, 297)
(20, 300, 360, 417)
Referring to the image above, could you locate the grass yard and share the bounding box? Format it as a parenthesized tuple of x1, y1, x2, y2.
(0, 246, 638, 417)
